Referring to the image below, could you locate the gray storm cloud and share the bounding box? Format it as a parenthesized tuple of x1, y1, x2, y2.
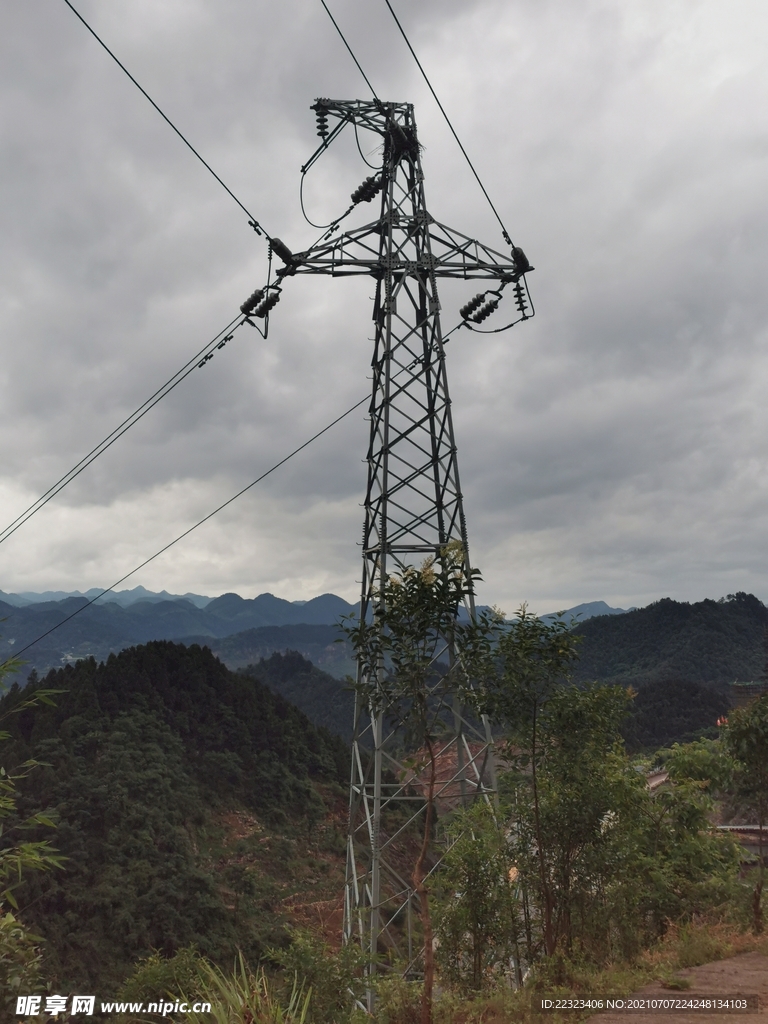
(1, 0, 768, 613)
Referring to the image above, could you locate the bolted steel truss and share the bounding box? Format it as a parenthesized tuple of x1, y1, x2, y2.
(271, 98, 533, 990)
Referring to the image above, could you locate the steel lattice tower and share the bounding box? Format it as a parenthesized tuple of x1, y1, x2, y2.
(268, 98, 533, 985)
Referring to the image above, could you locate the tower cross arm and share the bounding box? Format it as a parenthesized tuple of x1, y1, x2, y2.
(275, 218, 532, 282)
(426, 219, 530, 280)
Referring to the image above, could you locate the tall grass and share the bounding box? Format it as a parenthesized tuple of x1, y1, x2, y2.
(184, 953, 311, 1024)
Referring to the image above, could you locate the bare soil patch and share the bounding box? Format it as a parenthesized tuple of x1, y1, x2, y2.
(591, 952, 768, 1024)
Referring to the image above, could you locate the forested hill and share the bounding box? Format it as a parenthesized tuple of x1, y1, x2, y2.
(0, 642, 349, 992)
(241, 650, 355, 741)
(573, 591, 766, 687)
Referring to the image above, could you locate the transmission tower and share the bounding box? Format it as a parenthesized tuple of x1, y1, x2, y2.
(244, 98, 533, 990)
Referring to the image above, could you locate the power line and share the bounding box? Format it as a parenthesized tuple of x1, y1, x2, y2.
(383, 0, 515, 249)
(2, 304, 466, 549)
(0, 316, 245, 547)
(319, 0, 380, 101)
(60, 0, 270, 239)
(0, 315, 468, 668)
(0, 394, 369, 669)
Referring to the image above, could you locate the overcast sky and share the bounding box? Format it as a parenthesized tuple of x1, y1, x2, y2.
(1, 0, 768, 614)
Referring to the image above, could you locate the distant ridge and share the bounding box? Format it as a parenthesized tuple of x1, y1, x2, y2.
(0, 589, 358, 685)
(177, 623, 354, 679)
(540, 600, 631, 624)
(0, 585, 213, 609)
(3, 587, 766, 696)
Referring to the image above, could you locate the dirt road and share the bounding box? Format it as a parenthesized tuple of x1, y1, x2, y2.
(590, 952, 768, 1024)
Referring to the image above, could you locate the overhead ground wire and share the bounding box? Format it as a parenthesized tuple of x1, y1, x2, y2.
(0, 316, 246, 547)
(60, 0, 270, 238)
(0, 394, 369, 669)
(319, 0, 380, 101)
(383, 0, 515, 248)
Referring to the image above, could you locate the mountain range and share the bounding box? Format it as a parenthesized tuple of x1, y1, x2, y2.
(0, 584, 215, 608)
(0, 587, 628, 685)
(2, 586, 765, 692)
(0, 590, 357, 684)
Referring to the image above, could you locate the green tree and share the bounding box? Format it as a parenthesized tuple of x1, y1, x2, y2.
(663, 738, 734, 792)
(535, 684, 634, 953)
(269, 929, 367, 1024)
(476, 619, 738, 966)
(0, 664, 64, 1018)
(344, 549, 494, 1024)
(503, 682, 641, 960)
(723, 695, 768, 932)
(475, 606, 581, 956)
(630, 755, 738, 942)
(434, 801, 519, 992)
(117, 946, 209, 1009)
(223, 865, 260, 930)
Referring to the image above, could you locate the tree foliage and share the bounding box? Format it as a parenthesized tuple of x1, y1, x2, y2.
(465, 610, 740, 968)
(0, 659, 64, 1017)
(474, 606, 581, 957)
(434, 802, 519, 993)
(489, 694, 739, 966)
(343, 549, 495, 1024)
(269, 929, 368, 1024)
(723, 695, 768, 932)
(622, 678, 730, 751)
(572, 592, 767, 687)
(0, 642, 348, 991)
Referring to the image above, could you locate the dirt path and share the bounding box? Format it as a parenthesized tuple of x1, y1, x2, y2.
(589, 952, 768, 1024)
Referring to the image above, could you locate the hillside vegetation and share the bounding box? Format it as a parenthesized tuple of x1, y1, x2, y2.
(622, 678, 731, 750)
(187, 624, 354, 679)
(0, 642, 349, 992)
(0, 608, 762, 1024)
(240, 651, 355, 741)
(573, 591, 766, 687)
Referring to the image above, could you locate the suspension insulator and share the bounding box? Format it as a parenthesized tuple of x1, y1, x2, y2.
(311, 99, 330, 139)
(240, 289, 265, 315)
(270, 238, 294, 265)
(472, 298, 499, 323)
(512, 246, 533, 276)
(460, 293, 486, 320)
(351, 176, 382, 205)
(514, 282, 529, 317)
(253, 290, 281, 318)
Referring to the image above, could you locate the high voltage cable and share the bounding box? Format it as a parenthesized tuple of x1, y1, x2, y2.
(0, 313, 468, 667)
(383, 0, 515, 248)
(0, 316, 245, 547)
(319, 0, 380, 100)
(0, 394, 369, 669)
(60, 0, 270, 239)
